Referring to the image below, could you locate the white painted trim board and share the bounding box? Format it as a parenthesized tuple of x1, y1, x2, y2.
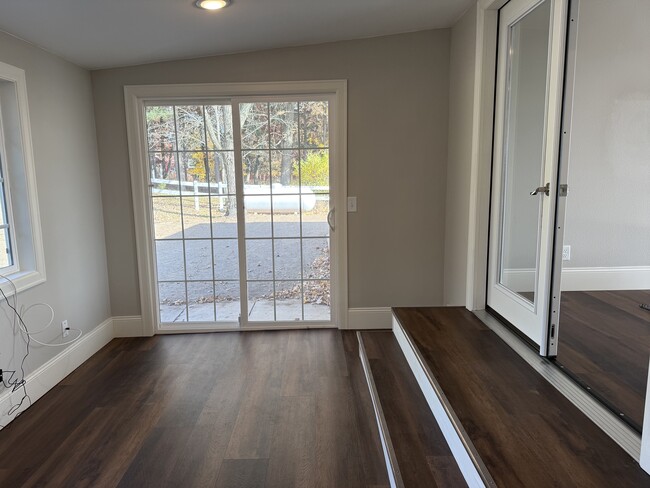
(0, 317, 114, 428)
(501, 266, 650, 292)
(113, 315, 146, 337)
(641, 357, 650, 473)
(346, 307, 392, 330)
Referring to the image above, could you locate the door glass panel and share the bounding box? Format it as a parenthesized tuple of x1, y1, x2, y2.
(553, 0, 650, 429)
(498, 0, 551, 304)
(240, 100, 331, 323)
(146, 99, 333, 326)
(146, 103, 240, 324)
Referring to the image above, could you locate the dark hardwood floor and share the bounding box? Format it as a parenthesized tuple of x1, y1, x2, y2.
(394, 307, 650, 488)
(361, 331, 466, 488)
(555, 290, 650, 429)
(0, 330, 389, 488)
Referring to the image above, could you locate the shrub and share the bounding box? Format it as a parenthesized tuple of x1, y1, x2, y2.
(296, 151, 329, 187)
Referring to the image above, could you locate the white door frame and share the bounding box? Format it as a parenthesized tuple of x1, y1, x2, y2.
(124, 80, 348, 335)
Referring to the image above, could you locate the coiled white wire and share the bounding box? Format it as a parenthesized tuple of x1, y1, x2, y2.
(0, 272, 82, 347)
(19, 302, 83, 347)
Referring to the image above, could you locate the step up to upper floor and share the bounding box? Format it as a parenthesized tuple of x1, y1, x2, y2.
(358, 306, 650, 487)
(359, 330, 467, 488)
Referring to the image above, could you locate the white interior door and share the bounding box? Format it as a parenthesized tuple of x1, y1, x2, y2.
(487, 0, 567, 354)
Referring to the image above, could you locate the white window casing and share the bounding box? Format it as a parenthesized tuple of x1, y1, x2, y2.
(0, 61, 46, 296)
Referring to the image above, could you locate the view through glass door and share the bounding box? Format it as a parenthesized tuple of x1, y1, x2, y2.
(238, 100, 331, 323)
(487, 0, 567, 353)
(145, 98, 333, 328)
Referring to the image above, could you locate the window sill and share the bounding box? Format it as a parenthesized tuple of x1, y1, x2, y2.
(0, 269, 46, 298)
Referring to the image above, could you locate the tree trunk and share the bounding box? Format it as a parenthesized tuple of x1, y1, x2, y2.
(280, 151, 292, 186)
(205, 106, 237, 215)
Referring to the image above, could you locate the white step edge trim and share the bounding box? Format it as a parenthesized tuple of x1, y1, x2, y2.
(392, 314, 495, 488)
(0, 316, 114, 428)
(474, 309, 642, 461)
(347, 307, 392, 330)
(357, 332, 405, 488)
(641, 358, 650, 473)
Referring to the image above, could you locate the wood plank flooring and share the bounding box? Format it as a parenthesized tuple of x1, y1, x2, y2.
(361, 331, 466, 488)
(0, 330, 389, 488)
(555, 290, 650, 429)
(394, 307, 650, 488)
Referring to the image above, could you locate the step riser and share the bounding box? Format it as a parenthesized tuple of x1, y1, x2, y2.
(357, 332, 405, 488)
(392, 316, 495, 488)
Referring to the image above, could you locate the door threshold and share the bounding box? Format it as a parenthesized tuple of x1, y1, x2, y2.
(473, 309, 642, 461)
(156, 323, 337, 334)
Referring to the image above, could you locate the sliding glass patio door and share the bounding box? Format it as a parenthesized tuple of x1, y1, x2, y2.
(144, 97, 334, 329)
(236, 99, 331, 324)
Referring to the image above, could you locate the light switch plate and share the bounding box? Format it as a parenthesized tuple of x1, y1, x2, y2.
(347, 196, 357, 212)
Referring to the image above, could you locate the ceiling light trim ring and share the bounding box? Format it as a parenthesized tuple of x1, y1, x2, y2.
(194, 0, 231, 11)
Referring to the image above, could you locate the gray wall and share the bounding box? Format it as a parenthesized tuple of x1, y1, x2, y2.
(563, 0, 650, 269)
(0, 31, 111, 381)
(443, 5, 477, 306)
(91, 30, 451, 315)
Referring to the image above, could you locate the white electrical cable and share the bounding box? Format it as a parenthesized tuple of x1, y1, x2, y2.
(21, 328, 83, 347)
(20, 303, 55, 334)
(0, 273, 83, 347)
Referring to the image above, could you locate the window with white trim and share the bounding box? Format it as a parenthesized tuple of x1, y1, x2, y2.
(0, 118, 18, 273)
(0, 61, 46, 295)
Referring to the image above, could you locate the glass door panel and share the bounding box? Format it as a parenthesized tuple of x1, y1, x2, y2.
(498, 0, 551, 305)
(239, 100, 331, 323)
(146, 103, 240, 325)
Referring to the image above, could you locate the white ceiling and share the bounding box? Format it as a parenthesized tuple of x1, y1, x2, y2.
(0, 0, 474, 70)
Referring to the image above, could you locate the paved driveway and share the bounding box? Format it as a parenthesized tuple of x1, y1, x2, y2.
(156, 221, 329, 304)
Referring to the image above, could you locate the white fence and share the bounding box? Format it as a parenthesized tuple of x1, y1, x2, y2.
(151, 178, 329, 212)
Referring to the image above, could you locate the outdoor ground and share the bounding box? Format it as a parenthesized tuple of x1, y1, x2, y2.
(152, 196, 331, 323)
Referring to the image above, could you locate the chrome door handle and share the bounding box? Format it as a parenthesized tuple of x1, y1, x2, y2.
(327, 208, 335, 232)
(530, 183, 550, 196)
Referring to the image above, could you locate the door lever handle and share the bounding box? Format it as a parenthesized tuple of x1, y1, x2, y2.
(530, 183, 550, 196)
(327, 208, 335, 232)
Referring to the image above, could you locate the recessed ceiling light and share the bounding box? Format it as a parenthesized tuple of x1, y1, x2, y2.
(194, 0, 230, 10)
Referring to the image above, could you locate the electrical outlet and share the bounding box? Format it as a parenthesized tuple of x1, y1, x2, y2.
(61, 320, 70, 338)
(562, 245, 571, 261)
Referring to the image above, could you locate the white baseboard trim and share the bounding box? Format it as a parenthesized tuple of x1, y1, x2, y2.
(346, 307, 393, 330)
(562, 266, 650, 291)
(502, 266, 650, 292)
(113, 315, 145, 337)
(118, 310, 395, 333)
(0, 317, 114, 428)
